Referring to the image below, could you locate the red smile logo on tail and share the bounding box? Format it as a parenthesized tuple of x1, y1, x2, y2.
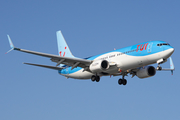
(59, 47, 67, 57)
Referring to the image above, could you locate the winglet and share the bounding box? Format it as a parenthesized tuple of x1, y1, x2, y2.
(159, 57, 175, 75)
(170, 57, 174, 70)
(170, 57, 175, 75)
(6, 35, 15, 54)
(7, 35, 15, 49)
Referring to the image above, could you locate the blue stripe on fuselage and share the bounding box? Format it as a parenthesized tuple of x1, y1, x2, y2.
(58, 41, 173, 75)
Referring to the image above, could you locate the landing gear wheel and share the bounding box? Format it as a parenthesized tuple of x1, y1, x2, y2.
(118, 79, 127, 85)
(91, 75, 96, 82)
(122, 79, 127, 85)
(91, 75, 100, 82)
(95, 76, 100, 82)
(118, 79, 123, 85)
(157, 66, 162, 70)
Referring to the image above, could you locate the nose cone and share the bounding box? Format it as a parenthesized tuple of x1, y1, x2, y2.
(167, 48, 174, 57)
(162, 47, 174, 59)
(170, 47, 174, 54)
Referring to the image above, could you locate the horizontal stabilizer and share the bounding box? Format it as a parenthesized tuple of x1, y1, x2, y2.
(23, 63, 64, 70)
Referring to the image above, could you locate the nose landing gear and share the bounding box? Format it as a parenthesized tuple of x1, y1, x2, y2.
(157, 65, 162, 70)
(156, 58, 167, 70)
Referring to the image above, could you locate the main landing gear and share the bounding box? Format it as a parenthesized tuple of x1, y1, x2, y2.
(118, 75, 127, 85)
(91, 74, 127, 85)
(118, 79, 127, 85)
(91, 75, 100, 82)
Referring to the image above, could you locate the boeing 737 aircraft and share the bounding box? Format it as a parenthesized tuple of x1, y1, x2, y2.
(6, 31, 175, 85)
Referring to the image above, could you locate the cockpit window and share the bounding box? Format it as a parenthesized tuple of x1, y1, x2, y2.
(157, 43, 170, 46)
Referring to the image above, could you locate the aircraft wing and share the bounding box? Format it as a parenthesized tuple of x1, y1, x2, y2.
(7, 35, 92, 70)
(23, 62, 64, 70)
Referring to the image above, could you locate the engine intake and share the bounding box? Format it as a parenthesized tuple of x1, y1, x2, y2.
(136, 66, 156, 79)
(89, 60, 109, 73)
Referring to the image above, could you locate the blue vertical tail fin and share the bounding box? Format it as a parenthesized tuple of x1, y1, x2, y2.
(56, 31, 75, 58)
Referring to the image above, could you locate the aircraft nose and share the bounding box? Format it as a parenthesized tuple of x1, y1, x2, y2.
(169, 48, 174, 56)
(163, 47, 174, 59)
(171, 48, 175, 54)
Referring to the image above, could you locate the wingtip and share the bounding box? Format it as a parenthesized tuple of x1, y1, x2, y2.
(5, 48, 14, 54)
(7, 35, 15, 49)
(56, 30, 62, 34)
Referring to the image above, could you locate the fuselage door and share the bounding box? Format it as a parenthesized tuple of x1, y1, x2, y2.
(147, 43, 153, 53)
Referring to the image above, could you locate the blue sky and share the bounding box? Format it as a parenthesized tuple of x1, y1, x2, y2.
(1, 0, 180, 120)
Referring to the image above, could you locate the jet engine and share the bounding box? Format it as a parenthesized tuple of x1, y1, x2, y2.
(89, 60, 109, 73)
(136, 66, 156, 79)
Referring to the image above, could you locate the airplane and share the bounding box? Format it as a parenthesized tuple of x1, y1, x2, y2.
(6, 31, 175, 85)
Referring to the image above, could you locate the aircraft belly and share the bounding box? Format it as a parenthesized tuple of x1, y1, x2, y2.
(146, 50, 171, 64)
(103, 66, 119, 74)
(120, 50, 172, 71)
(118, 55, 140, 70)
(120, 55, 152, 70)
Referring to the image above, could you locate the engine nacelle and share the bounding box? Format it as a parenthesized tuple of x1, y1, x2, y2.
(89, 60, 109, 73)
(136, 66, 156, 79)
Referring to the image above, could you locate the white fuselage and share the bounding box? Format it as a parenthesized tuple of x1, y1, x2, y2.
(59, 48, 174, 79)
